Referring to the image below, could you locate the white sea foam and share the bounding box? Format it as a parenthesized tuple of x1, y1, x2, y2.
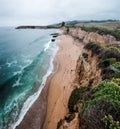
(6, 62, 13, 67)
(13, 71, 22, 76)
(12, 58, 33, 88)
(11, 39, 59, 129)
(12, 77, 23, 87)
(44, 40, 51, 51)
(6, 60, 17, 67)
(24, 58, 32, 64)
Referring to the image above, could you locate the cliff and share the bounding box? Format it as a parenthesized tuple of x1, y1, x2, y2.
(57, 27, 120, 129)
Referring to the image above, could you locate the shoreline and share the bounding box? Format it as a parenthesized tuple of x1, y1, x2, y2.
(15, 38, 60, 129)
(16, 34, 82, 129)
(43, 35, 82, 129)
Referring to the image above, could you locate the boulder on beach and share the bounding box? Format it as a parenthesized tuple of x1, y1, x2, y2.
(50, 33, 59, 38)
(51, 39, 55, 42)
(52, 35, 58, 38)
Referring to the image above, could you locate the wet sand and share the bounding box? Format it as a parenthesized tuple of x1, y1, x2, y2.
(43, 35, 82, 129)
(16, 34, 82, 129)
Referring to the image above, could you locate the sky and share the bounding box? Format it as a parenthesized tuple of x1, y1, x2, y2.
(0, 0, 120, 26)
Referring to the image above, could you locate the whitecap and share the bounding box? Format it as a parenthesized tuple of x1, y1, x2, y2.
(25, 59, 32, 64)
(13, 71, 22, 76)
(11, 38, 59, 129)
(44, 40, 51, 51)
(6, 62, 13, 67)
(6, 60, 18, 67)
(12, 78, 23, 87)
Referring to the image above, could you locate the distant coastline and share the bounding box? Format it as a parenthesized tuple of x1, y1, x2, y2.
(16, 25, 61, 29)
(16, 26, 48, 29)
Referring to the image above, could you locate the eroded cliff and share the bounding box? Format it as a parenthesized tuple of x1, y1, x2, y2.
(57, 27, 120, 129)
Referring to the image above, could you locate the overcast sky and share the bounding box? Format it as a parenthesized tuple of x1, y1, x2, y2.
(0, 0, 120, 26)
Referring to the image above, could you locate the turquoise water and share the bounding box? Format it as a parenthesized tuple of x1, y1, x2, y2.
(0, 27, 59, 129)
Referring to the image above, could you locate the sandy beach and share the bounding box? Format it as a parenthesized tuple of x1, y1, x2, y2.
(16, 34, 82, 129)
(43, 35, 82, 129)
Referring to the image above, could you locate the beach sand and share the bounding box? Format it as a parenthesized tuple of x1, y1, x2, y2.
(16, 34, 82, 129)
(16, 76, 50, 129)
(43, 35, 82, 129)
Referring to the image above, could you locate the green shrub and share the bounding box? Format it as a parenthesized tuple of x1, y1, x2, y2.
(84, 41, 120, 62)
(79, 81, 120, 129)
(68, 86, 90, 112)
(84, 42, 103, 56)
(98, 49, 120, 62)
(100, 61, 120, 80)
(98, 58, 117, 68)
(112, 62, 120, 71)
(101, 67, 116, 80)
(112, 78, 120, 86)
(92, 81, 120, 102)
(102, 115, 120, 129)
(80, 100, 120, 129)
(81, 81, 120, 113)
(108, 46, 120, 53)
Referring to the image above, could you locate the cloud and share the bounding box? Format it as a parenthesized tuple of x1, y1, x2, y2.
(0, 0, 120, 26)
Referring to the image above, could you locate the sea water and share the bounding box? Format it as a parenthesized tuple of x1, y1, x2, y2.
(0, 27, 59, 129)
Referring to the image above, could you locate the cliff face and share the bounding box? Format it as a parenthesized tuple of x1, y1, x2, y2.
(57, 27, 120, 129)
(57, 47, 102, 129)
(68, 27, 116, 45)
(56, 28, 103, 129)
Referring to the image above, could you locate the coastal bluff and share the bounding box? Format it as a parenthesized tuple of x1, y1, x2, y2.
(16, 21, 120, 129)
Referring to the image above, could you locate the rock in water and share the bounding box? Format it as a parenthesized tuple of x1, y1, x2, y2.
(51, 39, 55, 42)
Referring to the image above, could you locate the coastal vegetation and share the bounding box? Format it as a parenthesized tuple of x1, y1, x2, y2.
(81, 26, 120, 41)
(84, 42, 120, 79)
(78, 42, 120, 128)
(79, 81, 120, 129)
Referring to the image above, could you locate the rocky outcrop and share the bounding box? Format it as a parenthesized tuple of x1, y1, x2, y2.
(83, 32, 108, 44)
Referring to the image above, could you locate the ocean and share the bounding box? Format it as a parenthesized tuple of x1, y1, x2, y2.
(0, 27, 59, 129)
